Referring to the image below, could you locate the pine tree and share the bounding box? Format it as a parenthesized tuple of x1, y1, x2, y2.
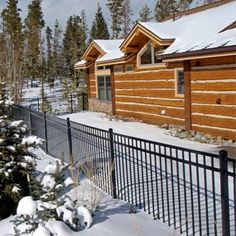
(138, 4, 153, 22)
(106, 0, 124, 39)
(45, 26, 54, 89)
(25, 0, 45, 84)
(90, 4, 110, 42)
(63, 15, 87, 79)
(155, 0, 193, 21)
(121, 0, 132, 37)
(52, 19, 63, 80)
(1, 0, 24, 103)
(0, 83, 41, 219)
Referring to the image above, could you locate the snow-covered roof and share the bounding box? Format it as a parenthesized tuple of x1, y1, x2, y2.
(74, 60, 86, 67)
(139, 1, 236, 55)
(94, 39, 124, 63)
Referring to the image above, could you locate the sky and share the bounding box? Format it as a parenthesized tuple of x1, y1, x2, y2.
(0, 0, 157, 30)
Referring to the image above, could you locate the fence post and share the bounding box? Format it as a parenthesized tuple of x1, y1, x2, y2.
(37, 98, 40, 112)
(82, 92, 85, 111)
(109, 128, 117, 199)
(70, 94, 73, 113)
(43, 112, 48, 153)
(28, 108, 32, 135)
(220, 150, 230, 236)
(67, 118, 74, 166)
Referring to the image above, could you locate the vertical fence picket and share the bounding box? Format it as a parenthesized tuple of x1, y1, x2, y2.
(43, 112, 48, 153)
(109, 128, 117, 199)
(67, 118, 74, 165)
(220, 150, 230, 236)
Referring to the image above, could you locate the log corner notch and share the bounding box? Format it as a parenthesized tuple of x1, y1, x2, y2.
(184, 60, 192, 131)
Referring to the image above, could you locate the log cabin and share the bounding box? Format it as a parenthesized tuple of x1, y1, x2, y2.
(75, 0, 236, 140)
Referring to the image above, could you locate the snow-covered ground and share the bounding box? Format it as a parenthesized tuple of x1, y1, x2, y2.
(0, 148, 179, 236)
(60, 111, 235, 157)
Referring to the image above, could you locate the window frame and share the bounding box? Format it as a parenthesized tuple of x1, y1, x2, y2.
(137, 41, 166, 69)
(97, 75, 112, 101)
(175, 69, 184, 97)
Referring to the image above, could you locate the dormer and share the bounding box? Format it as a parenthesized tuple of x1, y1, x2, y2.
(120, 23, 175, 69)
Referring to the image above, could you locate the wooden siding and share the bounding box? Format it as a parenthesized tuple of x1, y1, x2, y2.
(88, 68, 96, 98)
(191, 66, 236, 140)
(114, 69, 184, 126)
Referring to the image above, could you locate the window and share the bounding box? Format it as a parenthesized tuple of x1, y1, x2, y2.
(96, 65, 110, 70)
(114, 65, 124, 73)
(125, 64, 134, 72)
(97, 76, 112, 101)
(140, 44, 153, 65)
(176, 70, 184, 95)
(139, 43, 167, 66)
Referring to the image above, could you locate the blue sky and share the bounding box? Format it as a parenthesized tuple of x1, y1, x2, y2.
(0, 0, 157, 29)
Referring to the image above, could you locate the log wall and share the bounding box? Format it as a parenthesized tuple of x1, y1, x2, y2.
(191, 66, 236, 140)
(115, 69, 185, 126)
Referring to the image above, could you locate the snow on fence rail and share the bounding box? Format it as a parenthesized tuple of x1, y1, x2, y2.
(12, 105, 236, 236)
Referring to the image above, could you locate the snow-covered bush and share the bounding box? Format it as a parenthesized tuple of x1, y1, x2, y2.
(0, 84, 42, 219)
(14, 160, 93, 235)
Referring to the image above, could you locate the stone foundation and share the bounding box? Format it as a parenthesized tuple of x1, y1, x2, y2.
(88, 98, 112, 114)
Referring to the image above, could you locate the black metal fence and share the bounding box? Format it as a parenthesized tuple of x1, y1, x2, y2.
(21, 92, 88, 114)
(12, 105, 236, 236)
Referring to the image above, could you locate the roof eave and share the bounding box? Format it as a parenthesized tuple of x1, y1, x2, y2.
(82, 41, 106, 61)
(162, 45, 236, 62)
(120, 22, 175, 52)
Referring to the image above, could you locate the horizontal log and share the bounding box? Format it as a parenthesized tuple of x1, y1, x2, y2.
(115, 89, 176, 98)
(115, 70, 175, 80)
(192, 82, 236, 91)
(191, 68, 236, 80)
(192, 104, 236, 117)
(192, 125, 236, 140)
(115, 81, 175, 89)
(116, 103, 185, 118)
(116, 110, 184, 126)
(116, 96, 184, 107)
(192, 114, 236, 130)
(192, 93, 236, 105)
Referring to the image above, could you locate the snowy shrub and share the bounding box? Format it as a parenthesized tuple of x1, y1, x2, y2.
(14, 160, 93, 235)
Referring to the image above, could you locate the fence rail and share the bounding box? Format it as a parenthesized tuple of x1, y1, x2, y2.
(12, 105, 236, 236)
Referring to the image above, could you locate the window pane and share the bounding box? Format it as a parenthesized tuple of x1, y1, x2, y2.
(141, 44, 152, 65)
(97, 76, 112, 101)
(105, 76, 112, 101)
(114, 65, 123, 72)
(97, 76, 105, 100)
(154, 47, 163, 63)
(177, 70, 184, 94)
(126, 64, 134, 71)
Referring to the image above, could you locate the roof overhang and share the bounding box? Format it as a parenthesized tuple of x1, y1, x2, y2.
(82, 41, 106, 61)
(162, 45, 236, 62)
(120, 23, 175, 53)
(74, 60, 94, 70)
(96, 54, 136, 67)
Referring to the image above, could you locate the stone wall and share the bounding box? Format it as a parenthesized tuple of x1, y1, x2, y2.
(88, 98, 112, 114)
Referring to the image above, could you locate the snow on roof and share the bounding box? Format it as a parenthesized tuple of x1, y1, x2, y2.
(94, 39, 123, 53)
(190, 28, 236, 51)
(97, 48, 124, 63)
(140, 1, 236, 55)
(94, 39, 125, 63)
(75, 60, 86, 66)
